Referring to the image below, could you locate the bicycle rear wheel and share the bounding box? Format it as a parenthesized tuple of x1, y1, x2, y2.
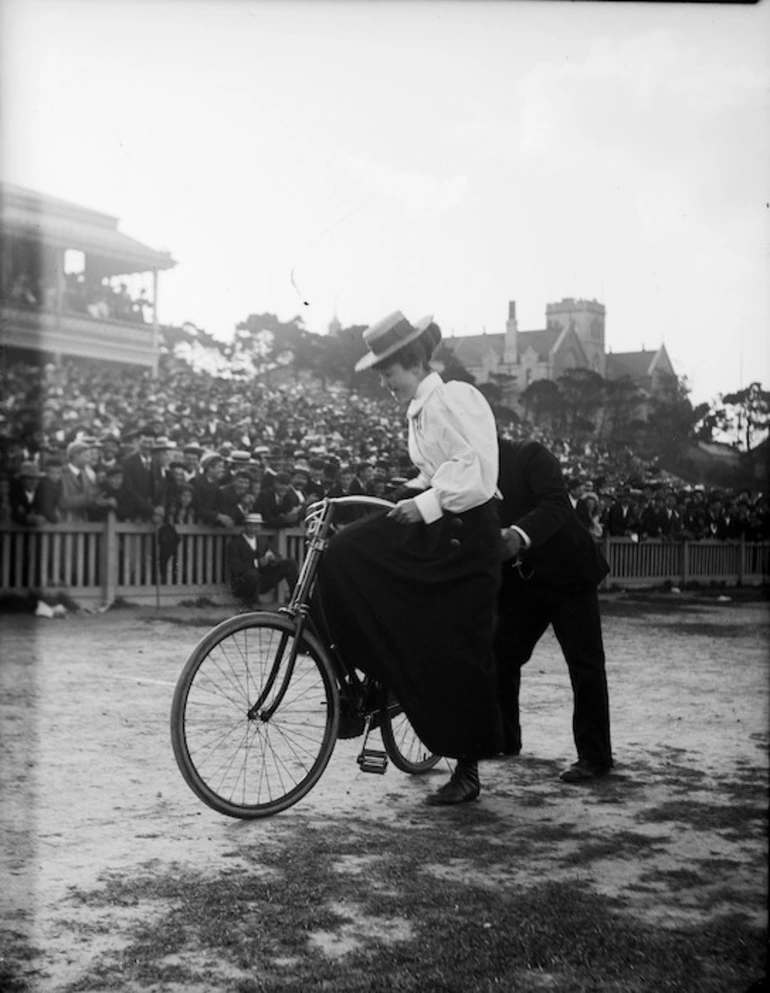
(171, 612, 339, 818)
(379, 700, 442, 774)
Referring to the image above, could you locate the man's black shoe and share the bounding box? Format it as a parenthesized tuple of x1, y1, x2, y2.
(559, 759, 610, 783)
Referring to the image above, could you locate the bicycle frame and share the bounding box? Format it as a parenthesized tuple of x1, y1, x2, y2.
(247, 496, 395, 724)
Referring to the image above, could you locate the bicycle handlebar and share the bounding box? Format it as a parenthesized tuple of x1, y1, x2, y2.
(305, 495, 395, 518)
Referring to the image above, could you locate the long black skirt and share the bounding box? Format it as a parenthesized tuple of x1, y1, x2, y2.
(316, 500, 504, 759)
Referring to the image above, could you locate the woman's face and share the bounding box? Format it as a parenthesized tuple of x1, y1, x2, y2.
(378, 361, 423, 405)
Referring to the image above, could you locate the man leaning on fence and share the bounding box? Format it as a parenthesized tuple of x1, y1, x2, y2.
(227, 512, 299, 608)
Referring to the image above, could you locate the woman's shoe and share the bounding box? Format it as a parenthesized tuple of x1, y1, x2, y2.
(426, 759, 480, 805)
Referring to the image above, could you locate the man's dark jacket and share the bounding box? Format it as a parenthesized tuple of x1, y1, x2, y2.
(497, 439, 608, 590)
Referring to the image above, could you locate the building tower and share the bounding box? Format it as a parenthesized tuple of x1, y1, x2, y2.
(502, 299, 518, 366)
(545, 298, 606, 376)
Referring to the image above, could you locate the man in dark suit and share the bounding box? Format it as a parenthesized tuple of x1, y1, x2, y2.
(227, 513, 299, 606)
(495, 437, 613, 782)
(120, 430, 156, 518)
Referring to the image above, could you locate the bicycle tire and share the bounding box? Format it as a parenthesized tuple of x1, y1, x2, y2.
(379, 701, 442, 774)
(170, 611, 340, 819)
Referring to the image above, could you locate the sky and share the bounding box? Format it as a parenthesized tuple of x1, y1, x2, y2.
(1, 0, 769, 405)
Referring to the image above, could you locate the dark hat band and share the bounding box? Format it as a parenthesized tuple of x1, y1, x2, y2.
(364, 316, 416, 357)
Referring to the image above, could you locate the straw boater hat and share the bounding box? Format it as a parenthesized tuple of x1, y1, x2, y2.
(354, 311, 435, 372)
(244, 513, 263, 525)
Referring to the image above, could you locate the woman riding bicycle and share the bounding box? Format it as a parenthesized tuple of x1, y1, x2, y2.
(317, 311, 504, 805)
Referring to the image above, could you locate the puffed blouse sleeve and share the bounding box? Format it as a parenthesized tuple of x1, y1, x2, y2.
(409, 381, 499, 523)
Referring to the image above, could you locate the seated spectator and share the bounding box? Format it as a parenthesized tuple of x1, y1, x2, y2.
(227, 512, 299, 607)
(256, 471, 302, 529)
(10, 461, 49, 526)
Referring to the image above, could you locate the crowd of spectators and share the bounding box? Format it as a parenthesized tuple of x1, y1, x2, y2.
(1, 357, 768, 543)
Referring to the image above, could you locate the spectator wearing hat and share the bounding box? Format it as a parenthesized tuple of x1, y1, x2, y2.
(37, 457, 64, 522)
(10, 461, 50, 526)
(605, 489, 640, 539)
(182, 444, 204, 482)
(121, 430, 156, 508)
(256, 471, 302, 529)
(192, 453, 234, 527)
(149, 436, 176, 519)
(89, 466, 149, 522)
(227, 512, 299, 607)
(218, 470, 254, 527)
(60, 441, 103, 522)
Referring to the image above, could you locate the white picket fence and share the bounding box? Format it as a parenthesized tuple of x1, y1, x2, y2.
(0, 518, 767, 608)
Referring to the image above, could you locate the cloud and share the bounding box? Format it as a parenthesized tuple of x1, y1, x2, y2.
(339, 153, 469, 215)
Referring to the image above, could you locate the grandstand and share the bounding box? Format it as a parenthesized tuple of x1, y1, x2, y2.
(0, 182, 175, 372)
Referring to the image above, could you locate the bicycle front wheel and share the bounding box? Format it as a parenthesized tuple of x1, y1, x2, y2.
(171, 612, 339, 819)
(379, 700, 442, 774)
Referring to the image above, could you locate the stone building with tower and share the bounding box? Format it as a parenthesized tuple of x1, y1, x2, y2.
(442, 297, 676, 407)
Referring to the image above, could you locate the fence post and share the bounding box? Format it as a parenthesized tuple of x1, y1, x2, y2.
(681, 540, 690, 588)
(601, 534, 611, 590)
(737, 536, 745, 585)
(101, 513, 118, 607)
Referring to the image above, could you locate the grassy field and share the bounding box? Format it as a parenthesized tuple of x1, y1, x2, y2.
(0, 590, 768, 992)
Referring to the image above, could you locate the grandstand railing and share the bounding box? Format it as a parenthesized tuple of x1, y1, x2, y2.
(0, 520, 767, 608)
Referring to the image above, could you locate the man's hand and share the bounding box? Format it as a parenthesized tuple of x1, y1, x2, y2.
(387, 499, 421, 524)
(500, 526, 524, 561)
(217, 513, 235, 528)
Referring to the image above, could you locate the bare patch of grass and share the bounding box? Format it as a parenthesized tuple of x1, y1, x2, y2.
(51, 819, 767, 993)
(636, 799, 767, 835)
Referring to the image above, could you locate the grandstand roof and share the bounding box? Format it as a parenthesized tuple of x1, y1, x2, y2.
(0, 182, 176, 275)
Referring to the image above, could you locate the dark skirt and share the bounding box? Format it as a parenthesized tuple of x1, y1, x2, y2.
(316, 500, 504, 759)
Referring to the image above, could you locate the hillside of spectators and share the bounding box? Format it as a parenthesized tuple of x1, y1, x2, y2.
(1, 352, 767, 542)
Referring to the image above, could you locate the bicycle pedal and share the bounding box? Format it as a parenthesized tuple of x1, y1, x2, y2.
(357, 748, 388, 775)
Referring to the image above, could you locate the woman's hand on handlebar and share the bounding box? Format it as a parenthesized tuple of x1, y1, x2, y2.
(387, 499, 422, 524)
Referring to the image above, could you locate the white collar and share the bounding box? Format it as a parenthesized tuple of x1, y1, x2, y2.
(67, 463, 81, 476)
(407, 372, 442, 419)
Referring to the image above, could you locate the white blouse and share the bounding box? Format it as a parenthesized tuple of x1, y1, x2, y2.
(405, 372, 499, 523)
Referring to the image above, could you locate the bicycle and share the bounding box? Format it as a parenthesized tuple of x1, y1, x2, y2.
(170, 495, 442, 819)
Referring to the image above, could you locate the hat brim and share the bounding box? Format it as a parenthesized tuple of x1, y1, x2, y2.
(354, 317, 433, 373)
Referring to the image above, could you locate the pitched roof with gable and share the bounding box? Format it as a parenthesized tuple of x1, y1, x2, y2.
(443, 333, 504, 367)
(605, 350, 657, 380)
(517, 328, 562, 360)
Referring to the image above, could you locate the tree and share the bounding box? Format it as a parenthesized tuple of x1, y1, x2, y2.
(519, 378, 561, 430)
(555, 368, 606, 439)
(720, 382, 770, 453)
(642, 375, 697, 459)
(601, 375, 644, 445)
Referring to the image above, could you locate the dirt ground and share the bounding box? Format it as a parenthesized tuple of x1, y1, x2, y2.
(0, 591, 768, 992)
